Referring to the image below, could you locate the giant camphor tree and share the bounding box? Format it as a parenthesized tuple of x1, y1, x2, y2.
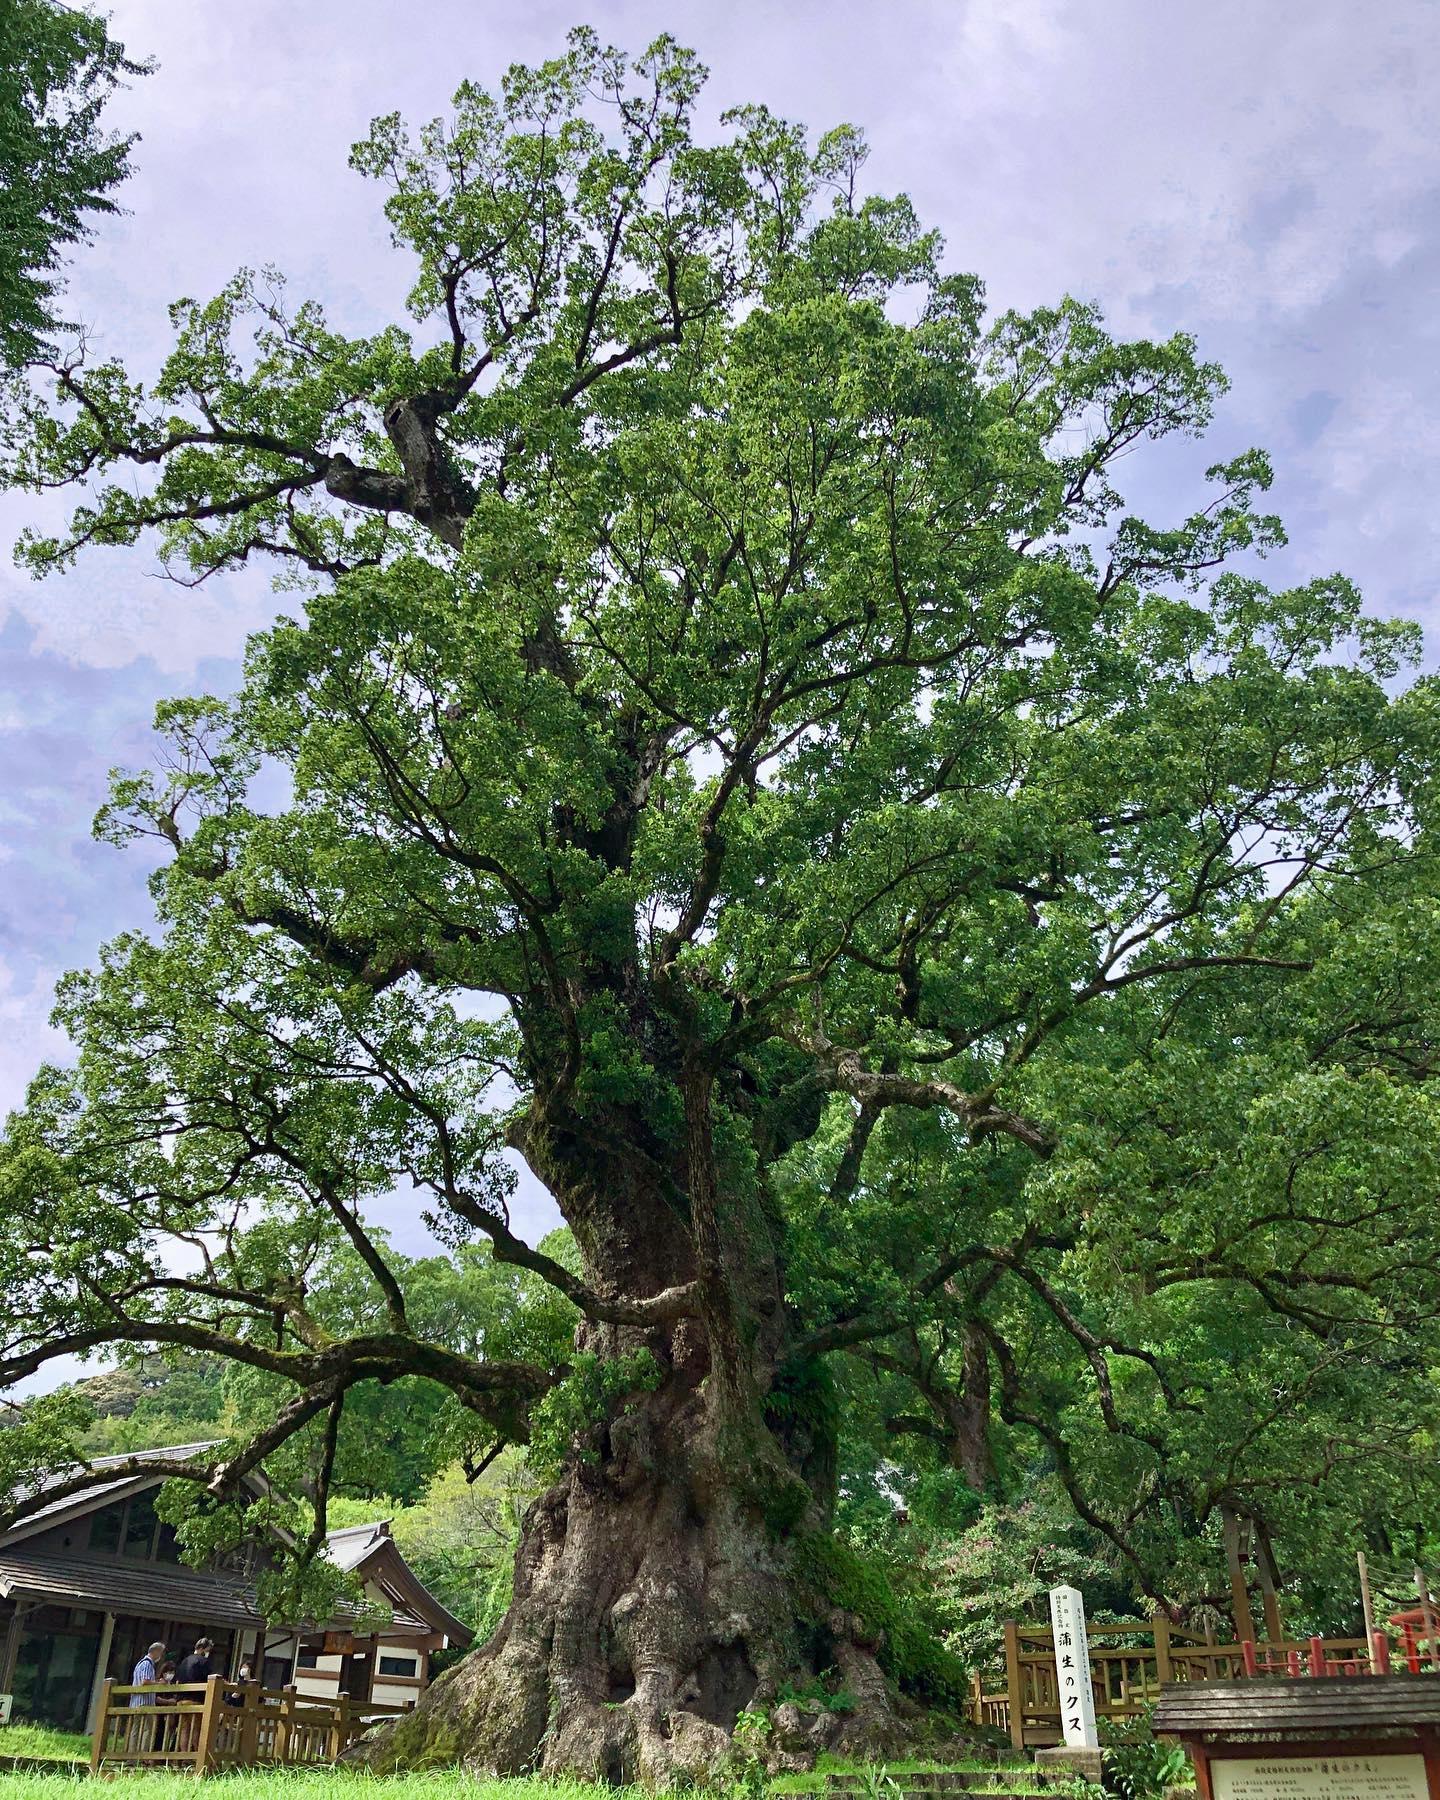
(4, 31, 1440, 1782)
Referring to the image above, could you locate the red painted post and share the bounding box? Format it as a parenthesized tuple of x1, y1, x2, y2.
(1308, 1637, 1325, 1677)
(1242, 1640, 1258, 1677)
(1414, 1567, 1440, 1674)
(1288, 1649, 1302, 1678)
(1372, 1632, 1391, 1675)
(1406, 1626, 1421, 1674)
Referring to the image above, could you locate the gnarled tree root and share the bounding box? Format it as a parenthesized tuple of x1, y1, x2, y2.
(348, 1480, 916, 1784)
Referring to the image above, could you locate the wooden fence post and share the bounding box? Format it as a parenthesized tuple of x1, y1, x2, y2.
(1223, 1507, 1257, 1648)
(90, 1678, 113, 1773)
(330, 1692, 352, 1760)
(1154, 1615, 1173, 1687)
(195, 1675, 225, 1775)
(276, 1684, 297, 1763)
(238, 1680, 260, 1767)
(1255, 1523, 1285, 1645)
(1004, 1620, 1025, 1752)
(1358, 1551, 1377, 1661)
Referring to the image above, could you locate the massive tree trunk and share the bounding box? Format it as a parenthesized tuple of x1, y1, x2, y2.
(357, 1107, 907, 1783)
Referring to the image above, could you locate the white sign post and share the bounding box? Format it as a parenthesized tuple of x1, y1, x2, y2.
(1049, 1585, 1099, 1750)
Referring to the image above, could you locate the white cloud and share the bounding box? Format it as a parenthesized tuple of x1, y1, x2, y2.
(0, 955, 67, 1118)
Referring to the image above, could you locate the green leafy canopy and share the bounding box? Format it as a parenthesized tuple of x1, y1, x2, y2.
(3, 28, 1440, 1626)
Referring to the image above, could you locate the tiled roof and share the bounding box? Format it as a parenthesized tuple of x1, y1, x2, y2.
(0, 1550, 431, 1636)
(325, 1520, 392, 1573)
(3, 1443, 222, 1542)
(0, 1552, 264, 1627)
(324, 1520, 472, 1646)
(2, 1446, 468, 1645)
(1154, 1675, 1440, 1734)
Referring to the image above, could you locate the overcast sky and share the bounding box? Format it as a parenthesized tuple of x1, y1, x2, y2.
(3, 0, 1437, 1295)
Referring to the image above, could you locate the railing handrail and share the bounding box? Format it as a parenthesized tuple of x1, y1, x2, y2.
(107, 1680, 213, 1695)
(93, 1673, 416, 1775)
(104, 1677, 409, 1711)
(1009, 1625, 1373, 1646)
(1010, 1637, 1371, 1659)
(974, 1618, 1413, 1752)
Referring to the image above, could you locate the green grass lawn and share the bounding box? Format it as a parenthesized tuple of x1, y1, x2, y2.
(0, 1746, 1147, 1799)
(0, 1721, 91, 1761)
(0, 1760, 1171, 1800)
(0, 1773, 638, 1798)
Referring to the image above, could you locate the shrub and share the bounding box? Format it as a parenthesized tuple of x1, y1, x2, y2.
(1100, 1709, 1192, 1800)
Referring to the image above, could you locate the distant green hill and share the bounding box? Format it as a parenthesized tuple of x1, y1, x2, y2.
(65, 1356, 228, 1453)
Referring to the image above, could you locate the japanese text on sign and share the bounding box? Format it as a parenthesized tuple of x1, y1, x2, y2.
(1048, 1585, 1098, 1750)
(1211, 1755, 1429, 1800)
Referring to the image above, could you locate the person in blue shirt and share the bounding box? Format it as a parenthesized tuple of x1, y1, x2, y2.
(129, 1641, 167, 1707)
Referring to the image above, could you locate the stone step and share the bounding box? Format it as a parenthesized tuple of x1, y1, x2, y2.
(820, 1776, 1051, 1794)
(786, 1789, 1045, 1800)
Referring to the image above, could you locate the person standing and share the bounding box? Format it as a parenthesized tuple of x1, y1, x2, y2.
(127, 1640, 166, 1757)
(156, 1660, 179, 1750)
(174, 1636, 215, 1752)
(176, 1636, 214, 1683)
(129, 1641, 166, 1706)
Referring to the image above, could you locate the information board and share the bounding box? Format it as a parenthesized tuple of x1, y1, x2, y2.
(1211, 1755, 1430, 1800)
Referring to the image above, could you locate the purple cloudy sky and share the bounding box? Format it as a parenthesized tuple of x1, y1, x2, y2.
(3, 0, 1437, 1282)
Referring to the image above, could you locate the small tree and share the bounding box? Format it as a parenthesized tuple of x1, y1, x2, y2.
(4, 31, 1440, 1781)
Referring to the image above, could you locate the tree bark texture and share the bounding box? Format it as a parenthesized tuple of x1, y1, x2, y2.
(355, 1116, 906, 1782)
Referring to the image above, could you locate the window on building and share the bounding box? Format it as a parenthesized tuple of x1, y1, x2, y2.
(122, 1491, 159, 1559)
(378, 1654, 416, 1678)
(11, 1619, 101, 1733)
(87, 1502, 124, 1554)
(296, 1647, 320, 1669)
(88, 1491, 176, 1560)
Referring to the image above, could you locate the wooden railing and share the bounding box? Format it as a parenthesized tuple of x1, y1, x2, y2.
(91, 1675, 413, 1774)
(971, 1620, 1379, 1749)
